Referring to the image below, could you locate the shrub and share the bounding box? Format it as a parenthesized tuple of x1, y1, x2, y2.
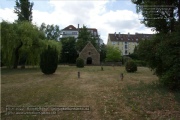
(122, 56, 132, 65)
(76, 57, 84, 68)
(40, 46, 58, 74)
(125, 60, 137, 73)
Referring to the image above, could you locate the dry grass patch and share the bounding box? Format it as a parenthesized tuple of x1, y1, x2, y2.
(1, 66, 180, 120)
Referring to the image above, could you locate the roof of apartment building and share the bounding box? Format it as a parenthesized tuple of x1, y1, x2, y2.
(62, 25, 77, 31)
(108, 33, 154, 42)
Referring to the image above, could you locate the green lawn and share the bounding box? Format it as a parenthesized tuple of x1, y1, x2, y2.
(1, 66, 180, 120)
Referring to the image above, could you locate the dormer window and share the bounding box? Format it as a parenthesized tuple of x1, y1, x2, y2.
(69, 27, 72, 29)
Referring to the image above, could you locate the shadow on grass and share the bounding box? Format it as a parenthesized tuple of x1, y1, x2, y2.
(1, 67, 40, 75)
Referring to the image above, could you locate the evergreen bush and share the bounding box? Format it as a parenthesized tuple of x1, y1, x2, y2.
(40, 46, 58, 74)
(125, 60, 137, 73)
(76, 57, 84, 68)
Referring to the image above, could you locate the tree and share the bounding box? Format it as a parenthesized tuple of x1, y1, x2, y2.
(137, 28, 180, 90)
(14, 0, 34, 22)
(40, 23, 61, 41)
(40, 46, 58, 74)
(129, 45, 138, 60)
(100, 43, 107, 62)
(132, 0, 180, 33)
(60, 37, 78, 64)
(76, 25, 98, 52)
(1, 21, 44, 68)
(105, 45, 122, 62)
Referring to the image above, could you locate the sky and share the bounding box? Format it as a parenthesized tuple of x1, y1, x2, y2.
(0, 0, 154, 44)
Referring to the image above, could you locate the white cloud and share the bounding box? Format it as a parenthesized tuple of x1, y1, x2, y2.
(0, 8, 17, 22)
(0, 0, 154, 44)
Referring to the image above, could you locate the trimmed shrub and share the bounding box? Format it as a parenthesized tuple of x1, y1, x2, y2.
(125, 60, 137, 73)
(76, 57, 84, 68)
(40, 46, 58, 74)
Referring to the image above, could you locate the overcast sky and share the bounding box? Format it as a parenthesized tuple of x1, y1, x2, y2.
(0, 0, 154, 44)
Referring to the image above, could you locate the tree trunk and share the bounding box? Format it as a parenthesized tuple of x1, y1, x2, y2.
(13, 42, 23, 69)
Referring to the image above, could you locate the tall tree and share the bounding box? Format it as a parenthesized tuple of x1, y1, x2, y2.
(14, 0, 34, 22)
(40, 23, 61, 41)
(60, 37, 78, 64)
(76, 25, 98, 52)
(100, 43, 107, 62)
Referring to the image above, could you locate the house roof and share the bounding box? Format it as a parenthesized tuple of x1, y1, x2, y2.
(62, 25, 77, 31)
(108, 33, 154, 42)
(80, 41, 99, 55)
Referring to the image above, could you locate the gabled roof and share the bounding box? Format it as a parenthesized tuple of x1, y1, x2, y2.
(80, 41, 99, 55)
(108, 33, 154, 42)
(62, 25, 77, 31)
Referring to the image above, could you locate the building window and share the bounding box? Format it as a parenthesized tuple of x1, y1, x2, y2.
(125, 50, 127, 55)
(125, 45, 127, 49)
(125, 42, 127, 44)
(112, 42, 116, 45)
(72, 32, 77, 35)
(89, 52, 91, 55)
(63, 32, 66, 34)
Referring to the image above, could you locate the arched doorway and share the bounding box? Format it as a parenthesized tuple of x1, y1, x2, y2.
(86, 57, 92, 64)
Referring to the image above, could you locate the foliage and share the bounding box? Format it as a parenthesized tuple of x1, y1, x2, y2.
(40, 46, 58, 74)
(76, 57, 84, 68)
(129, 46, 139, 60)
(125, 60, 137, 72)
(137, 25, 180, 90)
(76, 25, 98, 52)
(131, 0, 180, 33)
(134, 60, 147, 66)
(60, 37, 78, 64)
(105, 45, 122, 62)
(100, 43, 107, 62)
(1, 21, 44, 68)
(40, 23, 61, 41)
(14, 0, 34, 22)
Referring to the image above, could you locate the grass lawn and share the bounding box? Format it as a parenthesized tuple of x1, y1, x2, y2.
(1, 66, 180, 120)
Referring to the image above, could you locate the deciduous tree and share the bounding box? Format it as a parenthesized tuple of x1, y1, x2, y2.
(106, 45, 122, 62)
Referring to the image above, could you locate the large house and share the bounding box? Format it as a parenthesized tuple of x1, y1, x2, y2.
(60, 24, 103, 45)
(107, 32, 154, 55)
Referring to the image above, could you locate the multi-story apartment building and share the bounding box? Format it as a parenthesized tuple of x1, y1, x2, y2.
(107, 32, 154, 55)
(60, 24, 103, 46)
(61, 25, 79, 39)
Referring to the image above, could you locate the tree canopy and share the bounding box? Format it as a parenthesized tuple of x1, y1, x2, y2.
(40, 23, 61, 41)
(60, 37, 78, 64)
(131, 0, 180, 33)
(105, 45, 122, 62)
(76, 25, 98, 52)
(14, 0, 34, 22)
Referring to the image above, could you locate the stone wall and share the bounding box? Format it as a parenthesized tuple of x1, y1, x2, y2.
(79, 42, 100, 65)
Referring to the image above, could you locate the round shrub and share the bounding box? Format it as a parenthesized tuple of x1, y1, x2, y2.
(125, 60, 137, 73)
(76, 57, 84, 68)
(40, 46, 58, 74)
